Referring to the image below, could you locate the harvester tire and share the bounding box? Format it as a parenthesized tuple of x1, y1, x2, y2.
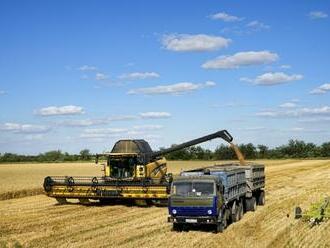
(257, 191, 265, 206)
(56, 198, 67, 204)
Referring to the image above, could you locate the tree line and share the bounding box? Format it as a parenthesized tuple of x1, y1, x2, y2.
(0, 140, 330, 163)
(163, 139, 330, 160)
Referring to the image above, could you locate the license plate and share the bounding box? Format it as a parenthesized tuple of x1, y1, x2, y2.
(185, 219, 197, 223)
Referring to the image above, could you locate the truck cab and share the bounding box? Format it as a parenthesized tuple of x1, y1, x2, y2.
(168, 175, 227, 233)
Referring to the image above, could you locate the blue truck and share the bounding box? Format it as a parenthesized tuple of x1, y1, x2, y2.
(168, 163, 265, 233)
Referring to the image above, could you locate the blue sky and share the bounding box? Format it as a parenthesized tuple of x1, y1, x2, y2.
(0, 0, 330, 154)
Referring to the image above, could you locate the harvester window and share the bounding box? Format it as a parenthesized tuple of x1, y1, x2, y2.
(110, 157, 137, 178)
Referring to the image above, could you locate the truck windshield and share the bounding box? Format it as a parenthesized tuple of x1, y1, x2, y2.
(171, 182, 214, 197)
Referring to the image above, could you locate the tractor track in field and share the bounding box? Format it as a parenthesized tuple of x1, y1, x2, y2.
(0, 160, 330, 248)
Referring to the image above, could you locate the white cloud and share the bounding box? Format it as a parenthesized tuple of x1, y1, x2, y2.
(300, 106, 330, 115)
(0, 90, 6, 95)
(96, 73, 109, 81)
(80, 126, 163, 140)
(56, 115, 139, 127)
(280, 64, 291, 69)
(83, 128, 128, 134)
(78, 65, 98, 71)
(255, 111, 279, 117)
(246, 20, 270, 30)
(36, 105, 84, 116)
(139, 112, 171, 119)
(80, 133, 121, 139)
(298, 117, 330, 123)
(133, 125, 163, 131)
(0, 123, 50, 134)
(256, 106, 330, 118)
(209, 12, 242, 22)
(202, 51, 278, 69)
(118, 72, 160, 81)
(241, 72, 303, 85)
(279, 102, 297, 108)
(128, 81, 216, 95)
(57, 119, 108, 127)
(310, 83, 330, 94)
(162, 34, 231, 52)
(108, 115, 138, 121)
(309, 11, 328, 19)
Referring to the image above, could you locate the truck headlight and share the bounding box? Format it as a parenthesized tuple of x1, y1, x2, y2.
(172, 209, 177, 215)
(207, 210, 212, 215)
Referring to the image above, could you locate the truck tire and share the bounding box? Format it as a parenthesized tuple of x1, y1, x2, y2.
(231, 204, 239, 222)
(215, 209, 228, 233)
(251, 197, 257, 211)
(215, 222, 225, 233)
(257, 191, 265, 206)
(173, 223, 183, 232)
(238, 202, 244, 220)
(245, 197, 257, 212)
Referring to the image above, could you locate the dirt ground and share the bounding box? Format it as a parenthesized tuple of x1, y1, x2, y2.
(0, 160, 329, 248)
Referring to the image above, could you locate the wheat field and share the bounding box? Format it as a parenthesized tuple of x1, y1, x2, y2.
(0, 160, 330, 248)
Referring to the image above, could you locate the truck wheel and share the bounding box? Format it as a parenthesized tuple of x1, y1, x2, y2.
(173, 223, 183, 232)
(238, 202, 244, 220)
(245, 197, 257, 212)
(215, 222, 225, 233)
(215, 210, 228, 233)
(257, 191, 265, 206)
(251, 197, 257, 211)
(231, 204, 239, 222)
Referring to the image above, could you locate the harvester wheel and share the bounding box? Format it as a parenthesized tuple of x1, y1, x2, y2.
(99, 199, 113, 205)
(257, 191, 265, 206)
(79, 198, 90, 204)
(56, 198, 67, 204)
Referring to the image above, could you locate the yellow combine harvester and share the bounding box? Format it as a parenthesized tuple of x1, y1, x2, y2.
(43, 130, 235, 205)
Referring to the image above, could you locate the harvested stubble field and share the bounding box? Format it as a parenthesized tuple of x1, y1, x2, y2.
(0, 160, 330, 248)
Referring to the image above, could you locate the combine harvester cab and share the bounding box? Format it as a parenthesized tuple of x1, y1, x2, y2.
(168, 163, 265, 233)
(43, 130, 234, 205)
